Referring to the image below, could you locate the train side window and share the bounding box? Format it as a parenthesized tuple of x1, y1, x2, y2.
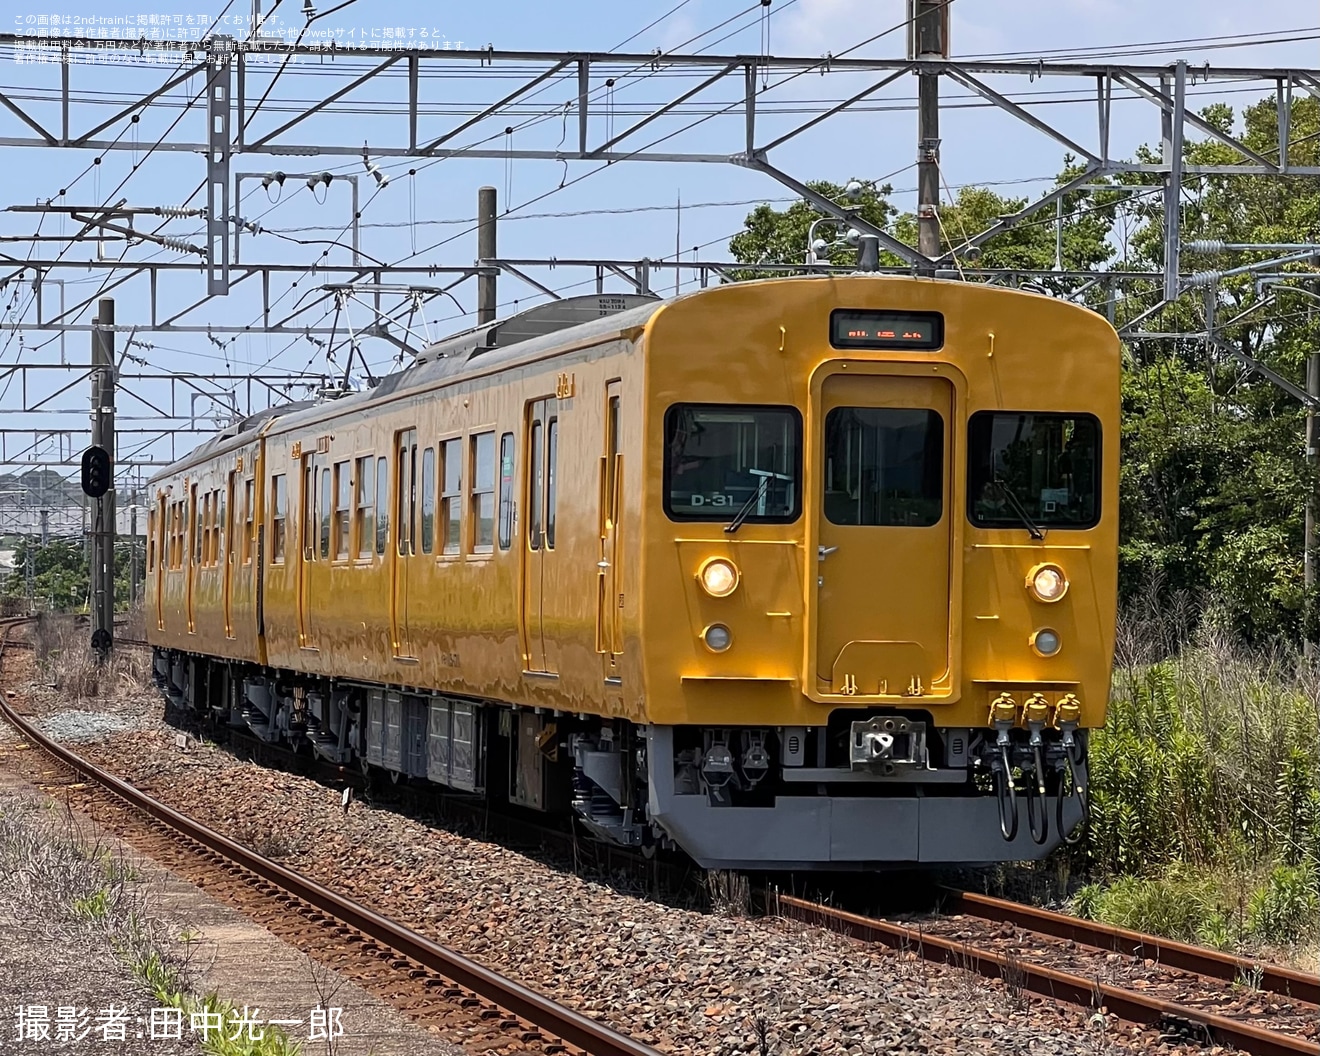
(440, 438, 462, 555)
(498, 432, 515, 550)
(202, 491, 212, 566)
(147, 510, 155, 574)
(395, 429, 417, 556)
(320, 466, 332, 558)
(529, 420, 543, 551)
(218, 485, 227, 565)
(302, 461, 316, 561)
(270, 474, 287, 564)
(420, 446, 436, 554)
(606, 395, 620, 525)
(375, 456, 388, 554)
(355, 456, 375, 558)
(471, 431, 495, 554)
(546, 418, 558, 550)
(334, 460, 351, 559)
(242, 478, 254, 565)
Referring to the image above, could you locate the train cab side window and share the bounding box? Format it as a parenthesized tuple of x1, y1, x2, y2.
(147, 510, 155, 574)
(355, 456, 375, 558)
(546, 418, 558, 550)
(497, 432, 515, 550)
(440, 438, 462, 555)
(420, 446, 436, 554)
(968, 412, 1101, 529)
(218, 486, 227, 564)
(529, 421, 543, 551)
(471, 431, 495, 554)
(375, 456, 388, 554)
(334, 460, 351, 559)
(270, 474, 287, 564)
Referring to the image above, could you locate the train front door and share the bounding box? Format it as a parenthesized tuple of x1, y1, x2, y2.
(596, 382, 624, 680)
(521, 399, 559, 674)
(812, 369, 954, 698)
(391, 428, 418, 659)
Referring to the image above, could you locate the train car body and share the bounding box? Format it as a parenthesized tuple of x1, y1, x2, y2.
(147, 276, 1120, 869)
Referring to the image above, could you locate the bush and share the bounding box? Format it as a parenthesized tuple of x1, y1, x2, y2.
(1247, 864, 1320, 946)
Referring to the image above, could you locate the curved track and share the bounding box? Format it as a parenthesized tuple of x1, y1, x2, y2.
(0, 676, 659, 1056)
(773, 894, 1318, 1056)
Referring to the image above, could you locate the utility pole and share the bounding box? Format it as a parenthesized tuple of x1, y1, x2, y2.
(477, 186, 497, 324)
(912, 0, 948, 272)
(89, 297, 116, 653)
(129, 503, 138, 608)
(1307, 351, 1319, 658)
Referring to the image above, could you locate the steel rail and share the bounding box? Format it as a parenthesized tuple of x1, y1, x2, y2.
(0, 693, 660, 1056)
(940, 887, 1320, 1006)
(773, 895, 1316, 1056)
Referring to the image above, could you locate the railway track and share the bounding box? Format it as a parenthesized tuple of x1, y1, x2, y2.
(3, 615, 1316, 1054)
(773, 893, 1319, 1056)
(0, 673, 659, 1056)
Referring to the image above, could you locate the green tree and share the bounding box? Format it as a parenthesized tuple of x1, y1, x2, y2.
(1114, 94, 1320, 640)
(2, 537, 143, 614)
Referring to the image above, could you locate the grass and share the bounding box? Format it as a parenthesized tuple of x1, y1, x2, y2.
(0, 797, 302, 1056)
(1067, 594, 1320, 960)
(34, 609, 153, 701)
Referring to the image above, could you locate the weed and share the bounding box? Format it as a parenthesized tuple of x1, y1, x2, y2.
(72, 886, 111, 921)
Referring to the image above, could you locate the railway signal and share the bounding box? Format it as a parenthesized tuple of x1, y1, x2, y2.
(80, 445, 111, 499)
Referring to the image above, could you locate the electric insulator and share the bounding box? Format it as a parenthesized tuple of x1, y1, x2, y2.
(1186, 240, 1226, 254)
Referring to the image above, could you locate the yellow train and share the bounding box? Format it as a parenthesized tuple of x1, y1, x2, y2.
(147, 275, 1119, 869)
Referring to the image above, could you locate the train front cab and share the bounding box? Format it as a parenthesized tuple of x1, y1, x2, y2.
(638, 279, 1118, 870)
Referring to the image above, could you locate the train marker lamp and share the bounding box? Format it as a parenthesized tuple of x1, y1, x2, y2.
(1026, 562, 1068, 602)
(1031, 628, 1062, 657)
(702, 624, 733, 652)
(80, 445, 111, 498)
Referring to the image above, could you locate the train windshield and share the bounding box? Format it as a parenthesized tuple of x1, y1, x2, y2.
(968, 412, 1100, 529)
(664, 404, 801, 523)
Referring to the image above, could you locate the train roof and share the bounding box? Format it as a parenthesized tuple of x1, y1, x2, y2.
(150, 290, 670, 480)
(149, 274, 1099, 484)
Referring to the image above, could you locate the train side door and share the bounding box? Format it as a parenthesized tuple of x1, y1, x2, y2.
(297, 453, 318, 649)
(186, 483, 198, 634)
(596, 382, 624, 679)
(521, 400, 555, 673)
(812, 370, 954, 697)
(391, 428, 417, 658)
(223, 470, 235, 639)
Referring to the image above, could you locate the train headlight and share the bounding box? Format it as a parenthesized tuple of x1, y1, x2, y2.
(1031, 628, 1062, 657)
(697, 557, 740, 598)
(1027, 563, 1068, 603)
(702, 624, 733, 652)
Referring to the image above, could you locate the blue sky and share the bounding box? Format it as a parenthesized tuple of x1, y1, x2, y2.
(0, 0, 1317, 474)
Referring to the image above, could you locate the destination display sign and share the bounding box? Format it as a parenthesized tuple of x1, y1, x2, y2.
(829, 309, 944, 350)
